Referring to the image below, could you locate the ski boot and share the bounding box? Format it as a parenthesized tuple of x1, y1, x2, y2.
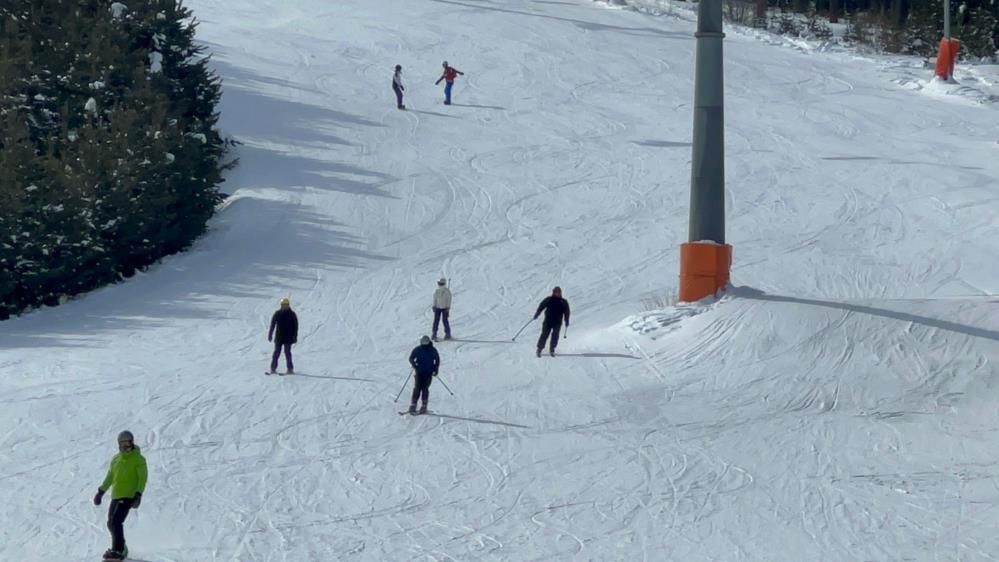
(550, 349, 556, 357)
(418, 403, 428, 415)
(408, 403, 417, 415)
(444, 334, 452, 340)
(536, 348, 542, 358)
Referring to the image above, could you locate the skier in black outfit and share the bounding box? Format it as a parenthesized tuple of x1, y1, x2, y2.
(408, 335, 440, 414)
(268, 297, 299, 374)
(534, 286, 570, 357)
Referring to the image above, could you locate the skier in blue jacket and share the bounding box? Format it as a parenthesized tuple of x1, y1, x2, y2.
(407, 335, 440, 414)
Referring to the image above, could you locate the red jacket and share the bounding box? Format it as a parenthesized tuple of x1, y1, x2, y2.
(440, 66, 462, 82)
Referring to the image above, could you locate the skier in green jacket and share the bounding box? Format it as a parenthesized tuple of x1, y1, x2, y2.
(93, 430, 147, 561)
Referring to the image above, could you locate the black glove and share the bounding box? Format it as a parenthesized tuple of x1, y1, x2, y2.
(132, 492, 141, 509)
(93, 489, 104, 506)
(432, 371, 438, 377)
(267, 335, 272, 342)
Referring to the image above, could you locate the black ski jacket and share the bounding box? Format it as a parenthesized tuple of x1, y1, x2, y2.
(409, 343, 440, 376)
(269, 308, 299, 344)
(534, 296, 570, 327)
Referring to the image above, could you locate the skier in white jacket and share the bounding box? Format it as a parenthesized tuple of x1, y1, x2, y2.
(432, 278, 452, 340)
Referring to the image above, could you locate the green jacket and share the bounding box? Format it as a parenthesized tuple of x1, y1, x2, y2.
(100, 446, 148, 500)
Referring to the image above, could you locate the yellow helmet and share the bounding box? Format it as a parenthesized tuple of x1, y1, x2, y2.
(280, 297, 290, 306)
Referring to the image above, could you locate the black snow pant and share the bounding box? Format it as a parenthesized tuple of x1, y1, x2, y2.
(537, 321, 562, 352)
(271, 342, 293, 372)
(410, 371, 433, 406)
(107, 498, 133, 553)
(432, 307, 451, 338)
(393, 85, 404, 108)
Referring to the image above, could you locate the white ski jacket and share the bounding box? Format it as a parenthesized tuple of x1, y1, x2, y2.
(433, 286, 452, 309)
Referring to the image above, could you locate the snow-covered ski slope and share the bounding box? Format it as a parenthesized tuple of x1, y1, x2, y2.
(4, 0, 999, 560)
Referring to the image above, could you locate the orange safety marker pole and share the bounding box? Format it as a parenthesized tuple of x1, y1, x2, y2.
(934, 38, 961, 80)
(679, 242, 731, 302)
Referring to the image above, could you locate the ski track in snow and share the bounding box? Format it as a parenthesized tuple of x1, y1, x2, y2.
(3, 0, 999, 560)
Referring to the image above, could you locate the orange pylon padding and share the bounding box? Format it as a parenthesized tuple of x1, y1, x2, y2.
(934, 38, 961, 80)
(678, 242, 732, 302)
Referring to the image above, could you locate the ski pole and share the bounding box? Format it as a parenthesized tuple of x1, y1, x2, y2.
(394, 369, 413, 402)
(512, 317, 535, 341)
(435, 374, 455, 396)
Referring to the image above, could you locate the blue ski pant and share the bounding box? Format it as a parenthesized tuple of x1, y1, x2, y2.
(444, 81, 454, 103)
(432, 307, 451, 338)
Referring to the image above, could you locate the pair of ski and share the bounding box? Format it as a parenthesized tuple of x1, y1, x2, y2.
(398, 409, 432, 416)
(264, 371, 293, 376)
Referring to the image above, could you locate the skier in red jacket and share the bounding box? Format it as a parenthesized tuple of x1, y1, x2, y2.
(434, 61, 464, 105)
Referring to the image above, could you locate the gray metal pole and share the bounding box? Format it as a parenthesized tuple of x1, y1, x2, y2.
(688, 0, 726, 244)
(944, 0, 951, 41)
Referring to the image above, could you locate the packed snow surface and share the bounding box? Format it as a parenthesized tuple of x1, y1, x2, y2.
(3, 0, 999, 560)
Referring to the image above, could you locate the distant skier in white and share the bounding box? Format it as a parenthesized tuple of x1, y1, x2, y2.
(392, 64, 405, 109)
(432, 277, 452, 341)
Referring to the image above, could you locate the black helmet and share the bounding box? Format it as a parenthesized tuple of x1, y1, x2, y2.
(117, 430, 134, 443)
(395, 64, 402, 71)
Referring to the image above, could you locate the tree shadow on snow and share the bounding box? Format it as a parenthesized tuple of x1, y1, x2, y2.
(233, 145, 398, 199)
(212, 60, 382, 152)
(734, 286, 999, 342)
(428, 0, 689, 39)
